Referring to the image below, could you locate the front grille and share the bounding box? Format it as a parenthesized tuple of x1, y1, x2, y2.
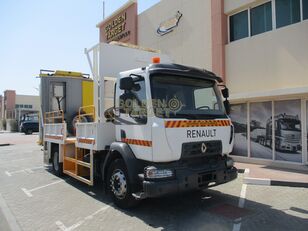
(181, 140, 222, 159)
(283, 134, 301, 143)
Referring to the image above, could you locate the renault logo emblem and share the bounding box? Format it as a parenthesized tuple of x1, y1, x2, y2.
(201, 143, 207, 153)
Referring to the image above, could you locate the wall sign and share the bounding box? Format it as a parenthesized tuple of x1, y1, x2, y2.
(98, 2, 137, 44)
(157, 11, 183, 36)
(104, 12, 130, 42)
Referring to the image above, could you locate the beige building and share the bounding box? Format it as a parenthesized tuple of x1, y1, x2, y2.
(15, 94, 40, 112)
(224, 0, 308, 168)
(1, 90, 39, 121)
(138, 0, 213, 70)
(97, 0, 308, 168)
(0, 95, 3, 119)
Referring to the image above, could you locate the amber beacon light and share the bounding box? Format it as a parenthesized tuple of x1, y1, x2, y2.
(152, 57, 161, 64)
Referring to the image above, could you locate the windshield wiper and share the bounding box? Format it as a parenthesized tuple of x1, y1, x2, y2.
(172, 114, 199, 119)
(171, 113, 225, 120)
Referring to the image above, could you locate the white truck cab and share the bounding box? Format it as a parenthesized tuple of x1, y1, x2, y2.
(109, 62, 237, 205)
(42, 43, 237, 208)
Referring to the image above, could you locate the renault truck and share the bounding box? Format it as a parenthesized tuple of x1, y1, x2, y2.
(42, 42, 237, 208)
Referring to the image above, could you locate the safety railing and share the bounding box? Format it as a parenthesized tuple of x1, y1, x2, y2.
(44, 110, 64, 124)
(78, 105, 95, 122)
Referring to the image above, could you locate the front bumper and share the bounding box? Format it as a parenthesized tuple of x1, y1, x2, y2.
(142, 166, 237, 198)
(280, 142, 301, 152)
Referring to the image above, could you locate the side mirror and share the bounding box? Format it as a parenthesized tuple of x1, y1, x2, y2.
(119, 77, 134, 90)
(113, 107, 120, 117)
(224, 99, 231, 115)
(222, 88, 229, 99)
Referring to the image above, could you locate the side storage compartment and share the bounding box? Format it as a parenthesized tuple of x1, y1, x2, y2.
(62, 142, 94, 186)
(63, 143, 77, 176)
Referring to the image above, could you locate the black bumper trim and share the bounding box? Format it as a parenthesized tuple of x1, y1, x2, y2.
(142, 167, 237, 198)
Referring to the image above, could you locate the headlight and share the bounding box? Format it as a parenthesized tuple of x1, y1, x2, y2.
(145, 166, 174, 179)
(226, 157, 234, 168)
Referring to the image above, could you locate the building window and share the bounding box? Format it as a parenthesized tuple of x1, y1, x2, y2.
(230, 10, 249, 42)
(250, 2, 272, 36)
(304, 0, 308, 20)
(29, 105, 33, 109)
(274, 100, 302, 163)
(24, 105, 29, 109)
(250, 102, 273, 159)
(276, 0, 300, 28)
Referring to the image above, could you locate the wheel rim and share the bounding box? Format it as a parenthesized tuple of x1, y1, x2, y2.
(53, 152, 59, 171)
(110, 169, 127, 199)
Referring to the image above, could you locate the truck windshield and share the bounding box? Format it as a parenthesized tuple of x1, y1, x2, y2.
(279, 119, 301, 131)
(150, 74, 226, 119)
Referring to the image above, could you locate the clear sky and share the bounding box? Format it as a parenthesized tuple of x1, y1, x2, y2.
(0, 0, 160, 96)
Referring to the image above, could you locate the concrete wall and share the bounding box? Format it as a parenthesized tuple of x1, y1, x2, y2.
(138, 0, 212, 70)
(224, 0, 256, 14)
(6, 119, 17, 132)
(211, 0, 227, 80)
(15, 95, 40, 111)
(226, 20, 308, 95)
(4, 90, 16, 111)
(0, 95, 3, 119)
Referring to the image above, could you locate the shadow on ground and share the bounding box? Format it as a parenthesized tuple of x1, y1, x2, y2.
(49, 169, 308, 231)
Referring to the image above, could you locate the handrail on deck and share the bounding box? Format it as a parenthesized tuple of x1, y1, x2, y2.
(44, 110, 64, 124)
(78, 105, 95, 122)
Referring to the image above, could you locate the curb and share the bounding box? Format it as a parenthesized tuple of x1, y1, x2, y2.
(243, 177, 308, 188)
(0, 193, 22, 231)
(0, 144, 11, 147)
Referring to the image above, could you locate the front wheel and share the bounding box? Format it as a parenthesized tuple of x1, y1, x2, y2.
(107, 159, 139, 209)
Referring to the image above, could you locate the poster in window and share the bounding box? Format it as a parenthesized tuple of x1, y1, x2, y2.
(230, 104, 248, 156)
(250, 102, 272, 159)
(274, 100, 302, 163)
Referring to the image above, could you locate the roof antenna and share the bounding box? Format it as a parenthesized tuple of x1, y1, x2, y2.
(103, 1, 106, 19)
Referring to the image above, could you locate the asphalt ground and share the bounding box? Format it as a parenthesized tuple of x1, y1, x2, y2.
(0, 133, 307, 231)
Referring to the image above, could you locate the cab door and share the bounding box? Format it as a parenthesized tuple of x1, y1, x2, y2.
(115, 74, 152, 162)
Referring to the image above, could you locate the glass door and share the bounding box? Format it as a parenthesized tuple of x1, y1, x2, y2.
(274, 100, 302, 163)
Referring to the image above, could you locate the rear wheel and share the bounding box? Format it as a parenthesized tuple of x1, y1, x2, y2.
(52, 150, 63, 176)
(107, 159, 139, 209)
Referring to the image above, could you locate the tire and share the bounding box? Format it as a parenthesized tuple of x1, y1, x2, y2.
(52, 150, 63, 177)
(25, 129, 32, 135)
(68, 112, 94, 136)
(107, 159, 140, 209)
